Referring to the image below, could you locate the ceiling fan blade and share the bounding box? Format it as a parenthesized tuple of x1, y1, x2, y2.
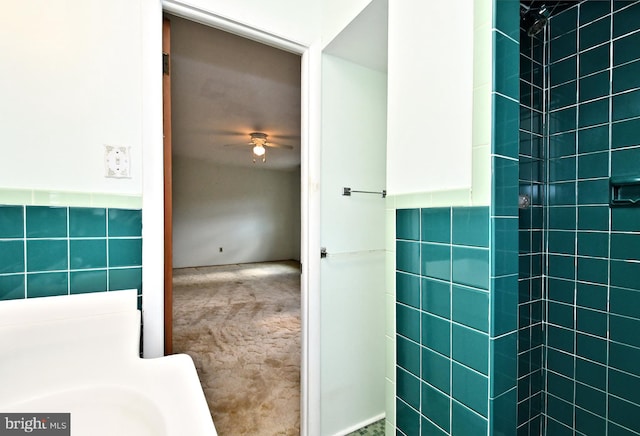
(269, 134, 301, 141)
(223, 142, 252, 147)
(267, 143, 294, 150)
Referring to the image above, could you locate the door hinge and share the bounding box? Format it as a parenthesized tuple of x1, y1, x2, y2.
(162, 52, 170, 75)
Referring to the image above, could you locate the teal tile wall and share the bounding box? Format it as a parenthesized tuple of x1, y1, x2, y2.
(0, 205, 142, 301)
(493, 1, 521, 435)
(542, 2, 640, 435)
(514, 1, 640, 435)
(396, 206, 507, 435)
(518, 7, 547, 433)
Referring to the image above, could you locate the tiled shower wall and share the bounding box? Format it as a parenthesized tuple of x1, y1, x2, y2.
(395, 206, 518, 435)
(0, 205, 142, 302)
(518, 12, 546, 436)
(394, 1, 522, 434)
(542, 1, 640, 435)
(396, 207, 493, 435)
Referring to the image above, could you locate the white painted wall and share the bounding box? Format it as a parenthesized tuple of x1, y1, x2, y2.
(165, 0, 371, 47)
(0, 1, 143, 195)
(320, 54, 387, 435)
(386, 0, 475, 196)
(172, 157, 300, 267)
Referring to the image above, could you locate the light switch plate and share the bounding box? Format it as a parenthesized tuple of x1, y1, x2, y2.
(104, 145, 131, 178)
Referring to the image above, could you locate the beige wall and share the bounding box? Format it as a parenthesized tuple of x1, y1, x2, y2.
(172, 157, 300, 268)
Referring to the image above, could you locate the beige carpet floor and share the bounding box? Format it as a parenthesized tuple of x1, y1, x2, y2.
(172, 260, 301, 436)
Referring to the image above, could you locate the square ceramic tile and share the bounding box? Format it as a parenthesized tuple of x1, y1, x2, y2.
(452, 247, 490, 290)
(613, 89, 640, 121)
(0, 274, 24, 300)
(580, 45, 609, 76)
(452, 285, 489, 332)
(396, 303, 420, 343)
(0, 241, 25, 274)
(108, 209, 142, 237)
(396, 209, 420, 241)
(611, 259, 640, 290)
(490, 389, 517, 435)
(69, 207, 106, 237)
(396, 272, 420, 308)
(421, 208, 451, 243)
(108, 267, 142, 292)
(494, 0, 520, 39)
(578, 125, 609, 154)
(69, 239, 107, 270)
(576, 409, 606, 436)
(397, 241, 420, 275)
(396, 399, 420, 436)
(397, 335, 420, 377)
(550, 55, 577, 85)
(575, 383, 606, 417)
(547, 347, 574, 378)
(26, 240, 67, 272)
(579, 17, 610, 51)
(422, 278, 451, 319)
(422, 313, 451, 357)
(576, 357, 606, 390)
(70, 270, 108, 294)
(580, 1, 610, 25)
(576, 333, 607, 364)
(26, 272, 67, 298)
(612, 117, 640, 149)
(610, 314, 640, 348)
(610, 342, 640, 377)
(26, 206, 67, 238)
(452, 324, 489, 374)
(578, 98, 610, 128)
(612, 146, 640, 178)
(451, 400, 488, 435)
(493, 32, 520, 100)
(547, 325, 574, 353)
(550, 80, 578, 113)
(547, 395, 574, 427)
(576, 282, 607, 310)
(422, 347, 450, 394)
(547, 372, 574, 402)
(550, 30, 577, 63)
(493, 94, 521, 159)
(452, 207, 490, 248)
(613, 59, 640, 93)
(421, 382, 451, 431)
(396, 367, 420, 410)
(421, 243, 451, 281)
(579, 71, 609, 103)
(0, 206, 24, 238)
(491, 332, 517, 396)
(613, 1, 640, 37)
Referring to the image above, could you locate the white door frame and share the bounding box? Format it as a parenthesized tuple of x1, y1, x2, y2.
(142, 2, 322, 435)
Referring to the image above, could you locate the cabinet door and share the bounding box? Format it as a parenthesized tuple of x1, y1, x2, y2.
(387, 0, 474, 196)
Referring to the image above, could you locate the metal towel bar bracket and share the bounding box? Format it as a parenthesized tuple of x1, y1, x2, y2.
(343, 187, 386, 198)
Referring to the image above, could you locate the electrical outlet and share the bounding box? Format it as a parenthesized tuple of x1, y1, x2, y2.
(104, 145, 131, 178)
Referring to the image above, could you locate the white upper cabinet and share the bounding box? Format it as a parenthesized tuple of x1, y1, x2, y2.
(386, 0, 475, 196)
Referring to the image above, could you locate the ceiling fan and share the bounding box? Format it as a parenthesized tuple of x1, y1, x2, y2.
(225, 132, 294, 163)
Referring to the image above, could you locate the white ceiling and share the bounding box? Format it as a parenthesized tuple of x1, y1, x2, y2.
(324, 0, 388, 73)
(169, 15, 302, 170)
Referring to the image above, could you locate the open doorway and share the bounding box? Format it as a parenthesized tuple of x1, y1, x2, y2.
(164, 14, 302, 435)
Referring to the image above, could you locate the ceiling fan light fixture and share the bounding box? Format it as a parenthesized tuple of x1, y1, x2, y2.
(250, 132, 268, 163)
(253, 144, 266, 156)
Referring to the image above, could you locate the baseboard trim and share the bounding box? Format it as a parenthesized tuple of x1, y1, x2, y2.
(333, 413, 386, 436)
